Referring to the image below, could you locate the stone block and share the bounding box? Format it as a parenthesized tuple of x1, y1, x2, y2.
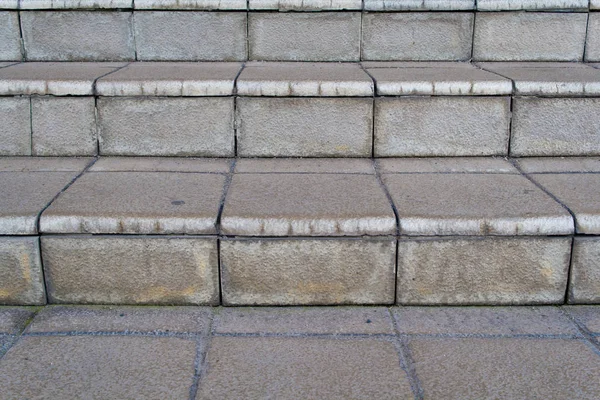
(569, 237, 600, 304)
(0, 11, 21, 61)
(21, 0, 133, 8)
(516, 156, 600, 173)
(89, 156, 232, 173)
(135, 0, 246, 8)
(586, 13, 600, 62)
(0, 237, 45, 305)
(364, 0, 474, 10)
(0, 0, 17, 8)
(250, 0, 361, 9)
(377, 156, 517, 174)
(0, 97, 31, 156)
(234, 157, 375, 174)
(477, 0, 588, 10)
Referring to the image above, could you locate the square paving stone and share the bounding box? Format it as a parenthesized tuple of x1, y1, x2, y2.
(409, 338, 600, 400)
(0, 307, 37, 334)
(563, 306, 600, 333)
(0, 237, 45, 305)
(0, 336, 197, 400)
(236, 62, 373, 96)
(196, 337, 414, 399)
(96, 62, 242, 96)
(569, 237, 600, 303)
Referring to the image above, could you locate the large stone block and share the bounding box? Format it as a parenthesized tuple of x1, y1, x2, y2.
(397, 236, 572, 305)
(586, 13, 600, 62)
(374, 97, 510, 157)
(362, 13, 473, 61)
(221, 238, 396, 305)
(97, 97, 234, 156)
(134, 11, 246, 61)
(236, 97, 372, 157)
(20, 11, 135, 61)
(21, 0, 133, 8)
(569, 237, 600, 304)
(248, 13, 360, 61)
(0, 97, 31, 156)
(42, 236, 220, 305)
(0, 12, 21, 61)
(0, 237, 45, 305)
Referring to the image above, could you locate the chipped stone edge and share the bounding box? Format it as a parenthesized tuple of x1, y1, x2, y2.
(476, 0, 588, 11)
(0, 80, 93, 96)
(95, 80, 235, 96)
(0, 216, 38, 235)
(376, 80, 513, 96)
(133, 0, 247, 9)
(236, 80, 374, 97)
(514, 81, 600, 96)
(575, 214, 600, 234)
(19, 0, 133, 9)
(364, 0, 475, 11)
(249, 0, 362, 10)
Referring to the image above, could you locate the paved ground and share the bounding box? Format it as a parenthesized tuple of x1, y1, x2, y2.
(0, 306, 599, 399)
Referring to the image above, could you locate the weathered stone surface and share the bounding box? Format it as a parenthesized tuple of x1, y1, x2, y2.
(221, 238, 396, 305)
(586, 13, 600, 62)
(517, 157, 600, 173)
(473, 12, 588, 61)
(196, 337, 413, 399)
(27, 305, 211, 334)
(236, 62, 373, 97)
(42, 236, 219, 305)
(362, 13, 473, 61)
(97, 97, 234, 156)
(0, 307, 36, 334)
(397, 237, 572, 305)
(31, 97, 97, 156)
(0, 156, 92, 172)
(366, 62, 512, 95)
(569, 237, 600, 304)
(0, 237, 45, 305)
(511, 97, 600, 156)
(393, 306, 580, 335)
(134, 12, 246, 61)
(365, 0, 474, 9)
(213, 307, 394, 334)
(382, 172, 573, 236)
(0, 336, 197, 399)
(21, 12, 135, 61)
(0, 97, 31, 156)
(248, 13, 360, 61)
(593, 0, 600, 9)
(40, 171, 226, 234)
(235, 158, 374, 174)
(374, 97, 510, 157)
(477, 0, 587, 9)
(0, 0, 17, 9)
(21, 0, 132, 8)
(0, 12, 21, 61)
(236, 97, 372, 157)
(410, 338, 600, 399)
(221, 173, 395, 236)
(89, 156, 231, 173)
(563, 305, 600, 332)
(478, 62, 600, 96)
(135, 0, 245, 8)
(96, 62, 242, 96)
(377, 157, 517, 174)
(250, 0, 360, 9)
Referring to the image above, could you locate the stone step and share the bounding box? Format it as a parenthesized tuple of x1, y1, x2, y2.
(1, 156, 599, 306)
(2, 61, 600, 157)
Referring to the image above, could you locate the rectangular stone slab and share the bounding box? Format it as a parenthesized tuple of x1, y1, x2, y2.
(0, 97, 31, 156)
(586, 13, 600, 62)
(0, 237, 45, 305)
(250, 0, 361, 10)
(516, 157, 600, 173)
(21, 0, 133, 8)
(134, 0, 246, 9)
(364, 0, 474, 10)
(477, 0, 588, 10)
(569, 237, 600, 304)
(0, 12, 21, 61)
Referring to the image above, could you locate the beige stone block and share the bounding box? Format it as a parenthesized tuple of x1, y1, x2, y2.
(0, 237, 45, 305)
(569, 237, 600, 303)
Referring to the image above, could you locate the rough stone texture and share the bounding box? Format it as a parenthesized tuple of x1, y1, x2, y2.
(477, 0, 588, 9)
(478, 62, 600, 96)
(221, 173, 395, 236)
(236, 97, 372, 157)
(0, 336, 197, 399)
(0, 237, 45, 305)
(362, 13, 474, 61)
(21, 0, 133, 8)
(42, 236, 220, 305)
(27, 305, 211, 333)
(593, 0, 600, 9)
(97, 97, 234, 156)
(0, 0, 17, 9)
(89, 156, 232, 173)
(516, 157, 600, 173)
(221, 238, 396, 305)
(393, 306, 580, 335)
(0, 62, 125, 96)
(364, 0, 474, 9)
(374, 97, 510, 157)
(0, 307, 36, 334)
(564, 306, 600, 332)
(134, 12, 246, 61)
(196, 337, 413, 399)
(96, 62, 242, 96)
(248, 13, 360, 61)
(135, 0, 246, 8)
(236, 62, 373, 97)
(511, 97, 600, 156)
(586, 13, 600, 62)
(382, 172, 573, 236)
(0, 12, 21, 61)
(21, 12, 135, 61)
(397, 237, 572, 305)
(473, 12, 588, 61)
(213, 307, 394, 334)
(40, 171, 226, 234)
(0, 97, 31, 156)
(0, 156, 92, 172)
(250, 0, 360, 9)
(366, 62, 512, 96)
(234, 158, 374, 174)
(569, 237, 600, 304)
(377, 157, 517, 174)
(31, 97, 97, 156)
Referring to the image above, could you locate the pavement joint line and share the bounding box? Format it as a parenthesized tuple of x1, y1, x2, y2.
(397, 333, 584, 340)
(389, 308, 425, 400)
(22, 330, 207, 339)
(558, 307, 600, 356)
(211, 332, 398, 339)
(0, 306, 42, 361)
(188, 312, 215, 400)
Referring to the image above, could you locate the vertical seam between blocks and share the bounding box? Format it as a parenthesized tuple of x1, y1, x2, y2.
(188, 313, 214, 400)
(28, 96, 33, 155)
(233, 63, 246, 156)
(245, 9, 250, 60)
(132, 11, 138, 61)
(17, 10, 26, 60)
(470, 10, 476, 60)
(374, 160, 400, 237)
(583, 10, 591, 61)
(359, 63, 377, 156)
(388, 309, 424, 400)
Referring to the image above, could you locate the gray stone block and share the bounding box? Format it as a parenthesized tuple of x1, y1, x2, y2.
(97, 97, 234, 156)
(511, 97, 600, 156)
(377, 156, 517, 174)
(516, 156, 600, 173)
(397, 236, 572, 305)
(477, 0, 587, 10)
(473, 12, 588, 61)
(248, 13, 360, 61)
(134, 11, 246, 61)
(42, 236, 220, 305)
(362, 13, 474, 61)
(21, 11, 135, 61)
(374, 97, 510, 157)
(0, 237, 45, 305)
(586, 13, 600, 62)
(236, 97, 372, 157)
(250, 0, 361, 9)
(234, 158, 375, 174)
(0, 97, 31, 156)
(221, 238, 396, 305)
(569, 237, 600, 304)
(21, 0, 133, 8)
(0, 12, 21, 61)
(0, 156, 92, 172)
(135, 0, 246, 9)
(89, 156, 232, 173)
(0, 0, 17, 8)
(31, 97, 97, 156)
(364, 0, 474, 10)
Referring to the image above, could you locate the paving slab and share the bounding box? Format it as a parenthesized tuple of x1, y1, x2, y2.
(569, 237, 600, 303)
(365, 62, 512, 95)
(20, 0, 133, 8)
(135, 0, 246, 8)
(377, 157, 517, 174)
(196, 337, 414, 399)
(234, 158, 374, 174)
(364, 0, 474, 10)
(250, 0, 360, 9)
(96, 62, 242, 96)
(563, 306, 600, 333)
(477, 0, 588, 9)
(0, 336, 197, 399)
(478, 62, 600, 96)
(516, 157, 600, 173)
(0, 237, 45, 305)
(89, 156, 232, 173)
(236, 62, 373, 97)
(0, 307, 36, 334)
(221, 173, 395, 236)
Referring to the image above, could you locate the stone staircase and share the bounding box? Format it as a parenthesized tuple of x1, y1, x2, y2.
(1, 0, 599, 307)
